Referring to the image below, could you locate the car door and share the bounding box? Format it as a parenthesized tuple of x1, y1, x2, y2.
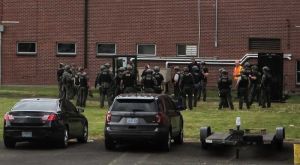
(66, 100, 84, 137)
(164, 97, 181, 136)
(61, 100, 82, 138)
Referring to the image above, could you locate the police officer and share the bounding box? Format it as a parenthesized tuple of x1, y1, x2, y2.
(191, 65, 202, 107)
(217, 70, 234, 110)
(236, 70, 250, 109)
(62, 65, 75, 100)
(200, 61, 209, 101)
(57, 63, 65, 99)
(76, 71, 89, 108)
(114, 67, 125, 97)
(96, 66, 114, 108)
(180, 67, 194, 110)
(172, 66, 181, 100)
(74, 67, 83, 98)
(188, 58, 201, 73)
(260, 66, 272, 108)
(249, 65, 261, 105)
(243, 62, 252, 76)
(121, 65, 137, 93)
(153, 66, 164, 94)
(141, 69, 157, 93)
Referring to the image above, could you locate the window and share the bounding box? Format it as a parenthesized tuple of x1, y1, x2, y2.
(297, 61, 300, 84)
(57, 43, 76, 55)
(17, 42, 37, 54)
(137, 44, 156, 56)
(97, 43, 116, 55)
(249, 38, 281, 51)
(177, 44, 197, 56)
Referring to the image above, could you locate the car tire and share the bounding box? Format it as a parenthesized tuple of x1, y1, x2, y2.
(78, 123, 88, 143)
(273, 127, 285, 150)
(104, 137, 115, 150)
(174, 130, 184, 144)
(161, 131, 172, 152)
(4, 137, 16, 149)
(58, 127, 69, 148)
(200, 126, 211, 149)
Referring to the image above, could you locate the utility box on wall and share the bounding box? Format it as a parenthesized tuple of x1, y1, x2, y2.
(258, 53, 284, 101)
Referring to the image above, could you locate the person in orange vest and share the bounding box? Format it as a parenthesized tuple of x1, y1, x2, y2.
(233, 60, 243, 81)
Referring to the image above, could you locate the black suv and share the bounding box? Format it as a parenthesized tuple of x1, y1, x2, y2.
(104, 94, 184, 151)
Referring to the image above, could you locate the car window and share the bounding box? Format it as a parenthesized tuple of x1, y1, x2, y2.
(111, 99, 157, 112)
(12, 101, 58, 112)
(61, 100, 76, 113)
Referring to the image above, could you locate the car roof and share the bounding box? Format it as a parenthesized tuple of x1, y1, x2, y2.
(116, 93, 168, 100)
(19, 98, 60, 102)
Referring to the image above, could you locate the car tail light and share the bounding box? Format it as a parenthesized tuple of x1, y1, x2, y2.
(42, 114, 58, 121)
(155, 112, 164, 124)
(106, 112, 112, 123)
(4, 113, 14, 121)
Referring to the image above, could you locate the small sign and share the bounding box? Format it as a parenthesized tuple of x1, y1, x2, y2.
(236, 117, 241, 126)
(22, 132, 32, 138)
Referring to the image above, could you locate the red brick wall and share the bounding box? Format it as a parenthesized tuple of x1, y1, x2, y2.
(1, 0, 300, 92)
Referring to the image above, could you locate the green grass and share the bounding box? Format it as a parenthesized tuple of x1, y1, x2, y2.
(0, 85, 300, 141)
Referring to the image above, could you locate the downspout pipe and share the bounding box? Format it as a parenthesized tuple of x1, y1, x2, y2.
(0, 25, 4, 85)
(197, 0, 201, 57)
(83, 0, 89, 68)
(214, 0, 218, 48)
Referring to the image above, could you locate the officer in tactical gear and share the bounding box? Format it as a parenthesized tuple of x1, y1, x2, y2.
(200, 61, 209, 101)
(243, 62, 252, 76)
(172, 66, 181, 100)
(191, 65, 202, 107)
(260, 66, 272, 108)
(121, 65, 137, 93)
(57, 63, 65, 99)
(153, 66, 164, 94)
(218, 70, 234, 110)
(236, 70, 250, 109)
(76, 71, 89, 108)
(141, 69, 157, 93)
(188, 58, 201, 73)
(114, 67, 125, 97)
(179, 67, 194, 110)
(249, 65, 262, 105)
(62, 65, 75, 100)
(74, 67, 83, 98)
(95, 65, 114, 108)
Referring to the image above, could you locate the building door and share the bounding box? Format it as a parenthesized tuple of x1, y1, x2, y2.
(258, 53, 283, 101)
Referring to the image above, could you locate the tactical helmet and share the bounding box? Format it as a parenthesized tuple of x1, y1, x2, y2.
(104, 63, 111, 68)
(183, 67, 189, 73)
(251, 65, 258, 71)
(154, 66, 160, 72)
(244, 62, 250, 67)
(100, 65, 106, 71)
(146, 69, 153, 74)
(219, 68, 225, 73)
(201, 61, 206, 65)
(174, 66, 180, 70)
(263, 66, 270, 72)
(221, 69, 228, 74)
(127, 65, 133, 70)
(64, 65, 70, 70)
(192, 65, 199, 72)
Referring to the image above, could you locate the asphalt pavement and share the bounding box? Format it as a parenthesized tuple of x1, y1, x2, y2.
(0, 140, 294, 165)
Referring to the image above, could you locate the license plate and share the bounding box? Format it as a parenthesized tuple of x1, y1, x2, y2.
(205, 139, 213, 143)
(126, 118, 138, 124)
(22, 132, 32, 138)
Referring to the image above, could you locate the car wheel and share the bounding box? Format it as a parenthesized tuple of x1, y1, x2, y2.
(104, 137, 115, 150)
(4, 137, 16, 149)
(200, 126, 211, 149)
(161, 131, 171, 152)
(174, 130, 184, 144)
(58, 127, 69, 148)
(78, 124, 88, 143)
(273, 127, 285, 150)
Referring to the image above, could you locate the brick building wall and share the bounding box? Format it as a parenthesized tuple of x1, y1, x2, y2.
(0, 0, 300, 92)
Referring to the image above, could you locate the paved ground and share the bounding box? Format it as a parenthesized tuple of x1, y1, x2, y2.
(0, 140, 294, 165)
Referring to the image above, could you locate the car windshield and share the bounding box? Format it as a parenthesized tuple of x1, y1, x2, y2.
(111, 99, 157, 112)
(12, 101, 58, 112)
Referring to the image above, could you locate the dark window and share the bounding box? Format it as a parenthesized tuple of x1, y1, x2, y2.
(97, 43, 116, 55)
(111, 99, 157, 112)
(177, 44, 197, 56)
(137, 44, 156, 55)
(297, 61, 300, 84)
(17, 42, 36, 54)
(57, 43, 76, 55)
(12, 101, 57, 112)
(249, 38, 281, 51)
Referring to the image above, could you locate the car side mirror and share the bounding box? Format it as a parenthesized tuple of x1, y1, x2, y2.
(77, 107, 85, 113)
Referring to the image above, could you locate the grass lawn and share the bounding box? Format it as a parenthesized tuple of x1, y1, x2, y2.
(0, 85, 300, 141)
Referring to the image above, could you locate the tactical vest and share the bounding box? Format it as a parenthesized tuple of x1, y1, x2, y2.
(239, 75, 249, 88)
(79, 75, 88, 87)
(262, 73, 272, 88)
(182, 73, 194, 87)
(144, 74, 155, 88)
(153, 73, 163, 86)
(219, 76, 230, 90)
(192, 72, 201, 84)
(122, 72, 135, 87)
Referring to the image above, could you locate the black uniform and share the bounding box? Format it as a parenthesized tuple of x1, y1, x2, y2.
(141, 73, 157, 93)
(192, 70, 202, 107)
(96, 68, 114, 108)
(188, 62, 201, 73)
(180, 72, 194, 110)
(114, 73, 123, 97)
(153, 72, 164, 94)
(249, 70, 262, 105)
(237, 74, 250, 109)
(76, 73, 89, 107)
(201, 67, 209, 101)
(260, 71, 272, 108)
(122, 71, 136, 93)
(172, 71, 181, 100)
(218, 74, 234, 110)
